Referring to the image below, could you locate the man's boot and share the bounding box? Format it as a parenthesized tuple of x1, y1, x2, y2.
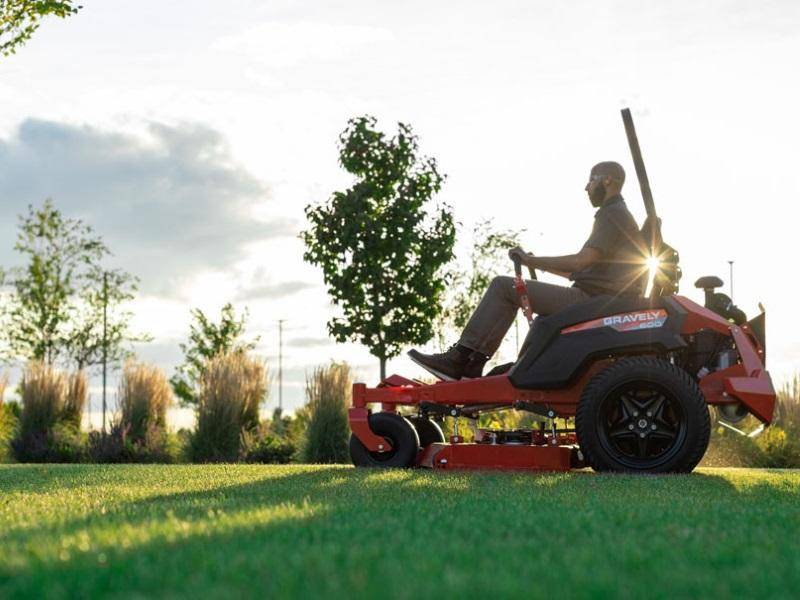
(407, 345, 488, 381)
(462, 351, 489, 379)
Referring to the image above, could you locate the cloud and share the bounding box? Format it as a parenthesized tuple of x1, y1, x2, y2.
(286, 336, 333, 349)
(235, 280, 316, 302)
(0, 119, 296, 294)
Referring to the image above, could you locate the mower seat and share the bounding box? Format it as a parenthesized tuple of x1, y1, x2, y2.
(508, 293, 686, 390)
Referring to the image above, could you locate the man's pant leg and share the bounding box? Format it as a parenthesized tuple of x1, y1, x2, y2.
(459, 276, 590, 356)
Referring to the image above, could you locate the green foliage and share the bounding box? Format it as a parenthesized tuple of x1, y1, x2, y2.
(302, 115, 456, 378)
(242, 428, 296, 464)
(435, 218, 525, 349)
(0, 401, 18, 462)
(13, 420, 88, 463)
(0, 0, 81, 56)
(1, 200, 147, 370)
(267, 405, 309, 448)
(88, 426, 177, 464)
(190, 352, 267, 462)
(756, 426, 800, 468)
(171, 303, 257, 406)
(302, 362, 351, 463)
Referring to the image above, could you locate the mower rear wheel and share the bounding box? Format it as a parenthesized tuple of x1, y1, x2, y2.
(349, 412, 420, 468)
(576, 357, 710, 474)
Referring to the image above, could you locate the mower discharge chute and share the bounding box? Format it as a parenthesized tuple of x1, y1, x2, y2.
(347, 109, 776, 474)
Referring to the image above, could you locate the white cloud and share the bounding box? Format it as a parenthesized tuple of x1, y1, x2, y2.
(0, 119, 297, 294)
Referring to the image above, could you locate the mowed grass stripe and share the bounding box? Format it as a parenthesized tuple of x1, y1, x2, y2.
(0, 465, 798, 599)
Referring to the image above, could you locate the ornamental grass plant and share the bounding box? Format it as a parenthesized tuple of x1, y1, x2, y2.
(190, 351, 267, 462)
(302, 361, 352, 464)
(90, 361, 176, 463)
(12, 362, 87, 462)
(775, 375, 800, 431)
(119, 361, 172, 441)
(63, 371, 87, 428)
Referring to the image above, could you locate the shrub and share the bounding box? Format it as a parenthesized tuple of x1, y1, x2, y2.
(12, 362, 87, 462)
(0, 406, 16, 463)
(302, 362, 352, 464)
(243, 427, 297, 464)
(190, 352, 268, 462)
(755, 426, 800, 468)
(45, 421, 89, 463)
(89, 424, 178, 464)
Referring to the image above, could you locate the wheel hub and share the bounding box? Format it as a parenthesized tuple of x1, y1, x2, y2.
(597, 381, 687, 467)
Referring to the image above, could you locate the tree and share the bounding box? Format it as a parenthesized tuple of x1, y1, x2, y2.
(302, 115, 456, 379)
(1, 0, 82, 56)
(65, 267, 146, 371)
(170, 302, 258, 406)
(1, 200, 146, 369)
(435, 218, 525, 349)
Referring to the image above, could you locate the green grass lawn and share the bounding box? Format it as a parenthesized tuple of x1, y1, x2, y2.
(1, 465, 798, 598)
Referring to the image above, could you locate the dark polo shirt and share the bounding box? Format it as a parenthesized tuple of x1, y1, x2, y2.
(571, 194, 645, 296)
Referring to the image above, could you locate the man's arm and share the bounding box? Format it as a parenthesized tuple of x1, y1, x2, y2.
(524, 247, 601, 276)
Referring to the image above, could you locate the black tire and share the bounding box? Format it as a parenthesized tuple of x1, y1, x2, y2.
(407, 416, 446, 448)
(576, 357, 710, 474)
(349, 412, 420, 468)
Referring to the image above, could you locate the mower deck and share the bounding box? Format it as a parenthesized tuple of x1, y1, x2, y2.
(418, 442, 577, 472)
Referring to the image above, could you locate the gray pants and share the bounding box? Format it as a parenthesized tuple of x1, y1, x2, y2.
(458, 276, 590, 356)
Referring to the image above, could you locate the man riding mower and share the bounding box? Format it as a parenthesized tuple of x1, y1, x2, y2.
(347, 109, 776, 474)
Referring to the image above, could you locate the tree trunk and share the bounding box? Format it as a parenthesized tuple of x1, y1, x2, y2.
(379, 356, 386, 382)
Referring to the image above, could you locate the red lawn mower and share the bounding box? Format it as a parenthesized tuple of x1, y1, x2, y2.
(347, 109, 776, 474)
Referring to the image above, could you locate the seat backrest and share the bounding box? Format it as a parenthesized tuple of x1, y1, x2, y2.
(641, 216, 681, 297)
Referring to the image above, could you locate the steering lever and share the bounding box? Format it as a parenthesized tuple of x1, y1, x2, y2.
(512, 256, 534, 325)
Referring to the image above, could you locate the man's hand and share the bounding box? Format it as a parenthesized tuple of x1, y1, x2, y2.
(507, 246, 532, 265)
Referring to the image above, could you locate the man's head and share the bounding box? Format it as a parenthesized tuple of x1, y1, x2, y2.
(585, 161, 625, 207)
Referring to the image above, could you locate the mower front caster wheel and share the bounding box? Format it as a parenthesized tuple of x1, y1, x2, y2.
(349, 412, 420, 468)
(407, 416, 445, 448)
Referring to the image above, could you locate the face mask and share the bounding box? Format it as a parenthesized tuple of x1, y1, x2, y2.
(590, 182, 606, 207)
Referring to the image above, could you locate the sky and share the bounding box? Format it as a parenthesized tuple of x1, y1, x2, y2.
(0, 0, 798, 424)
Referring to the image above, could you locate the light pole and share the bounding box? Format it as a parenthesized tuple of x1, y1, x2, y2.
(277, 319, 285, 410)
(101, 270, 108, 434)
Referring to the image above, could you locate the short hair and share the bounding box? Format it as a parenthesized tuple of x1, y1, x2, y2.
(591, 161, 625, 186)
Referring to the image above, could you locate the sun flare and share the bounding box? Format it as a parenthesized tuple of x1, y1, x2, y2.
(643, 255, 661, 297)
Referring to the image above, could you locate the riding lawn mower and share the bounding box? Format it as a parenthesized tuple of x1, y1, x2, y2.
(347, 109, 776, 474)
